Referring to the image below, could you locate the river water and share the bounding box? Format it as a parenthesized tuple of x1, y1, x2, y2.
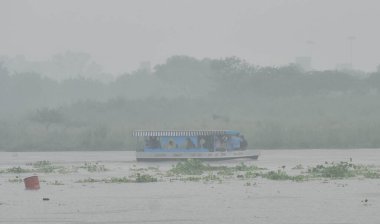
(0, 149, 379, 223)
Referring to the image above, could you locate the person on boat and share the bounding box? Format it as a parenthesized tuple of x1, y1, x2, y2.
(228, 134, 241, 151)
(240, 135, 248, 150)
(215, 136, 227, 151)
(151, 137, 161, 148)
(184, 137, 195, 149)
(199, 137, 206, 148)
(165, 139, 177, 149)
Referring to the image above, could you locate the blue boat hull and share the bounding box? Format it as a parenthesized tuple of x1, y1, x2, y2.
(136, 150, 260, 162)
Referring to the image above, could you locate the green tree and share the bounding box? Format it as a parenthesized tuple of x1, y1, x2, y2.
(30, 108, 64, 131)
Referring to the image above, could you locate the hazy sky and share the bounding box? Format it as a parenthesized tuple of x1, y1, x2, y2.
(1, 0, 380, 74)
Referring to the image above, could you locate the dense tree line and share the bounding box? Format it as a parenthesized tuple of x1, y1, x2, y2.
(0, 56, 380, 151)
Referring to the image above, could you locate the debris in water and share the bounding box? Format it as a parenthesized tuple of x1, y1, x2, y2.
(24, 176, 40, 190)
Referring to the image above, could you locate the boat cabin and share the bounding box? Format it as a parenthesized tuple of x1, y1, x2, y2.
(132, 130, 247, 153)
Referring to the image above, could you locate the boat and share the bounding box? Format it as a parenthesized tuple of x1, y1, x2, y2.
(133, 130, 260, 161)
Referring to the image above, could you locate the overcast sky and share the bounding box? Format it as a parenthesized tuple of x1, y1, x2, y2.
(1, 0, 380, 74)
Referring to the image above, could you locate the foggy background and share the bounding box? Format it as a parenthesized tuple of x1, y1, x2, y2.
(1, 0, 380, 151)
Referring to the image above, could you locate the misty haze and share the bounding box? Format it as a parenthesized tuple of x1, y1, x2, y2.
(1, 1, 380, 224)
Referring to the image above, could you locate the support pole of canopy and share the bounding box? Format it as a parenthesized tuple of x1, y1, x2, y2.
(213, 135, 215, 152)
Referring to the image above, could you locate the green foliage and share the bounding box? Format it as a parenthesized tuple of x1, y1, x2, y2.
(169, 159, 207, 175)
(135, 173, 158, 183)
(6, 166, 33, 173)
(80, 162, 107, 172)
(75, 178, 101, 183)
(49, 180, 64, 185)
(245, 171, 259, 178)
(307, 161, 380, 179)
(3, 55, 380, 150)
(233, 163, 264, 172)
(363, 170, 380, 179)
(1, 161, 67, 174)
(181, 176, 202, 182)
(202, 173, 221, 182)
(216, 168, 235, 176)
(307, 162, 356, 178)
(33, 160, 61, 173)
(292, 164, 304, 170)
(291, 175, 308, 182)
(106, 177, 131, 183)
(76, 175, 157, 184)
(261, 170, 293, 180)
(30, 108, 64, 130)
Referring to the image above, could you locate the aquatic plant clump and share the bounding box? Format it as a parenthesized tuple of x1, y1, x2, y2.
(169, 159, 208, 175)
(307, 161, 380, 179)
(363, 170, 380, 179)
(233, 163, 264, 172)
(5, 166, 33, 173)
(307, 162, 355, 178)
(261, 170, 293, 180)
(48, 180, 64, 185)
(80, 162, 108, 172)
(75, 177, 102, 183)
(292, 164, 304, 170)
(135, 173, 158, 183)
(32, 160, 64, 173)
(106, 177, 131, 183)
(308, 162, 351, 178)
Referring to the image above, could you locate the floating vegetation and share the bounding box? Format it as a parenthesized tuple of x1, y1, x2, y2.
(75, 178, 102, 183)
(363, 170, 380, 179)
(5, 166, 33, 173)
(244, 182, 255, 186)
(5, 158, 379, 187)
(307, 162, 355, 178)
(32, 160, 65, 173)
(306, 161, 380, 179)
(233, 163, 265, 172)
(57, 166, 78, 174)
(49, 180, 64, 185)
(258, 170, 307, 181)
(202, 173, 221, 182)
(261, 170, 293, 180)
(169, 159, 265, 177)
(167, 159, 378, 182)
(80, 162, 108, 172)
(216, 168, 235, 176)
(147, 166, 159, 171)
(75, 174, 157, 184)
(169, 159, 207, 175)
(135, 173, 158, 183)
(245, 171, 259, 178)
(292, 164, 304, 170)
(106, 177, 131, 183)
(180, 176, 202, 182)
(1, 161, 77, 174)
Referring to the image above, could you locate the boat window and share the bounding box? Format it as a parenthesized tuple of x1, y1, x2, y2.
(145, 137, 161, 148)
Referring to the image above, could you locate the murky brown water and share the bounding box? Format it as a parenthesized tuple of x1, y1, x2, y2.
(1, 149, 380, 223)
